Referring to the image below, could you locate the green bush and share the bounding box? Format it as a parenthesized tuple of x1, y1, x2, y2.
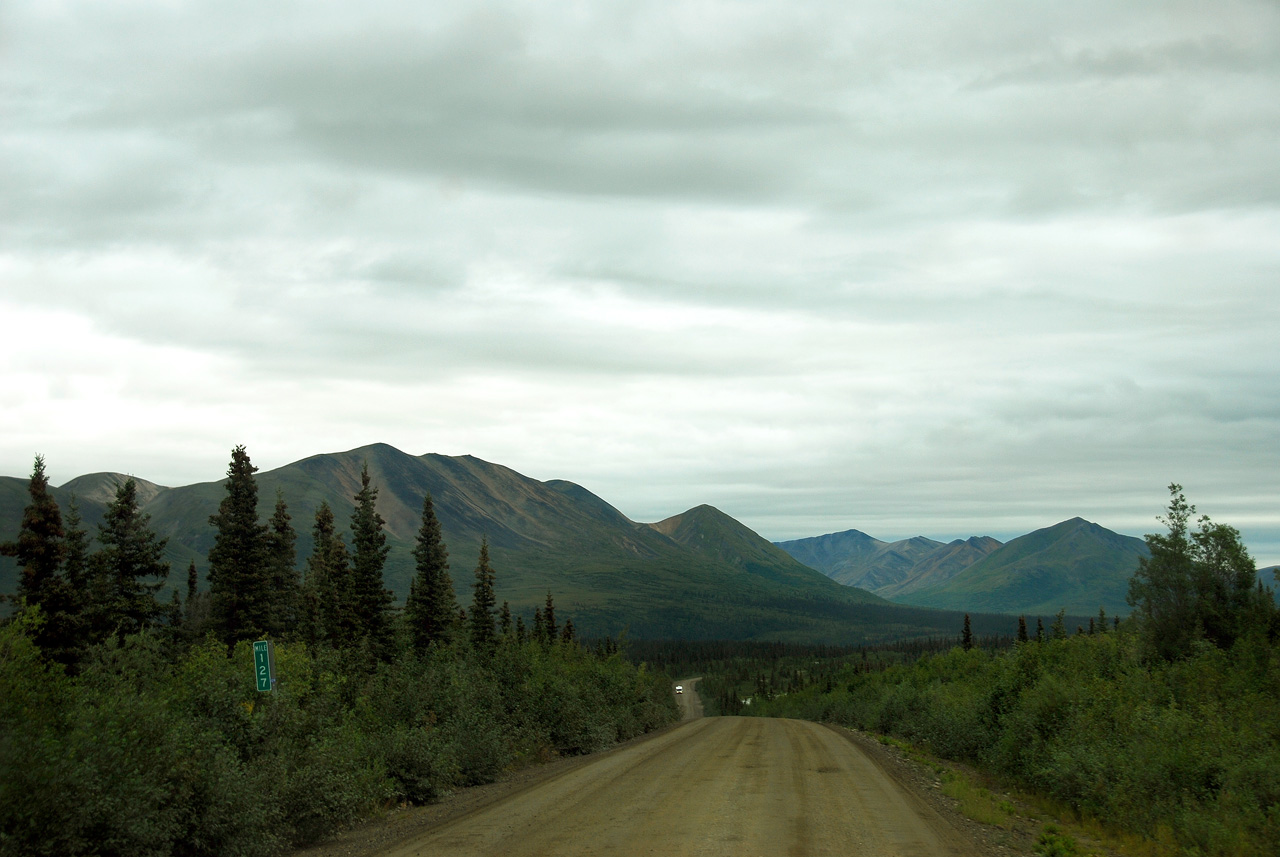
(0, 612, 679, 857)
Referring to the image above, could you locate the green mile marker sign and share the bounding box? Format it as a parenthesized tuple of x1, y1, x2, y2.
(253, 640, 275, 692)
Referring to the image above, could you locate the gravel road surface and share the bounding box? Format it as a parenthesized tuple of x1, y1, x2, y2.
(380, 717, 982, 856)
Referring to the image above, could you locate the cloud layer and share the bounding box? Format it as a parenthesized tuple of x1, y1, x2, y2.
(3, 1, 1278, 563)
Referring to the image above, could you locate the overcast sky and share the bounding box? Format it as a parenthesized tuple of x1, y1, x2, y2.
(3, 1, 1278, 563)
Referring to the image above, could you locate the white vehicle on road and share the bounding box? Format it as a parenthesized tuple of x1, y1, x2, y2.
(674, 685, 683, 694)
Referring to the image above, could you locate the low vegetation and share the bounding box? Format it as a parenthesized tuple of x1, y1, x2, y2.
(0, 450, 678, 856)
(743, 486, 1280, 856)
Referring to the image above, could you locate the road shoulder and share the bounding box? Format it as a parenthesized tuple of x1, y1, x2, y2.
(826, 724, 1042, 857)
(286, 720, 692, 857)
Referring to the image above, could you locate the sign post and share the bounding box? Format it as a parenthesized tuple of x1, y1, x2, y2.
(253, 640, 275, 692)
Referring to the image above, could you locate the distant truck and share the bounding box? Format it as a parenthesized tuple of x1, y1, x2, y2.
(675, 685, 683, 694)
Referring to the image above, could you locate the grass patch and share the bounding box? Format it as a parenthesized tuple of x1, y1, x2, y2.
(940, 770, 1014, 828)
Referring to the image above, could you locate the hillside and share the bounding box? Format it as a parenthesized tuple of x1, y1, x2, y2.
(876, 536, 1004, 600)
(2, 444, 1001, 643)
(893, 518, 1149, 616)
(774, 529, 944, 589)
(648, 505, 884, 597)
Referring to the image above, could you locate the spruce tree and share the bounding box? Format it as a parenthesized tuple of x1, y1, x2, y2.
(187, 559, 198, 605)
(92, 477, 169, 639)
(264, 489, 299, 637)
(961, 613, 973, 651)
(1, 456, 80, 661)
(1051, 609, 1067, 640)
(207, 446, 270, 643)
(1017, 615, 1028, 643)
(543, 592, 557, 643)
(305, 502, 355, 647)
(62, 498, 90, 643)
(182, 558, 210, 636)
(1, 456, 66, 607)
(499, 601, 513, 641)
(469, 538, 497, 653)
(405, 492, 457, 652)
(350, 463, 394, 657)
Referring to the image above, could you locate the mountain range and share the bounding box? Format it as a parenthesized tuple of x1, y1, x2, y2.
(777, 518, 1150, 616)
(1, 444, 1027, 644)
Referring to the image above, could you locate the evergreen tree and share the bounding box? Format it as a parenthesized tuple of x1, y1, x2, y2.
(92, 477, 169, 639)
(187, 559, 198, 605)
(499, 601, 513, 641)
(1, 456, 66, 607)
(62, 497, 90, 620)
(1035, 617, 1045, 643)
(1017, 615, 1028, 643)
(1, 456, 80, 662)
(405, 493, 457, 652)
(304, 502, 355, 648)
(543, 592, 557, 643)
(350, 463, 394, 657)
(182, 558, 210, 637)
(515, 615, 528, 645)
(560, 617, 575, 645)
(961, 613, 973, 651)
(469, 538, 497, 653)
(532, 608, 545, 642)
(264, 489, 299, 637)
(207, 446, 270, 643)
(1051, 609, 1067, 640)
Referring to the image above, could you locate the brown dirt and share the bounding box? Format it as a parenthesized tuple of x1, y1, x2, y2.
(290, 678, 1039, 857)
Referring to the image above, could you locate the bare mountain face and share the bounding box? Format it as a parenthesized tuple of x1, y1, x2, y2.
(4, 444, 999, 643)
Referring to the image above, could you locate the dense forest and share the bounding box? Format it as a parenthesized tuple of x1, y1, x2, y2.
(739, 486, 1280, 856)
(0, 449, 678, 857)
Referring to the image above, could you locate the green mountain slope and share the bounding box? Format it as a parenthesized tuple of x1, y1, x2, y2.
(893, 518, 1149, 616)
(776, 529, 954, 590)
(876, 536, 1004, 600)
(3, 444, 1001, 643)
(774, 529, 946, 589)
(649, 505, 886, 599)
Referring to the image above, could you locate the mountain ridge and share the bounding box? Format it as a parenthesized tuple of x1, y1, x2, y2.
(5, 444, 984, 643)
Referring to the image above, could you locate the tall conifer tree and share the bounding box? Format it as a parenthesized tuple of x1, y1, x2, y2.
(305, 501, 355, 647)
(350, 463, 393, 656)
(405, 492, 457, 652)
(1, 456, 66, 607)
(264, 489, 299, 637)
(543, 592, 557, 643)
(1, 456, 80, 661)
(92, 477, 169, 639)
(469, 538, 497, 653)
(207, 446, 270, 643)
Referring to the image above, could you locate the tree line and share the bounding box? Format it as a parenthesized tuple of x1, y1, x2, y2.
(1, 448, 678, 856)
(2, 447, 579, 668)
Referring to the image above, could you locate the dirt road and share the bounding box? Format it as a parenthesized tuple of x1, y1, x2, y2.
(380, 711, 982, 857)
